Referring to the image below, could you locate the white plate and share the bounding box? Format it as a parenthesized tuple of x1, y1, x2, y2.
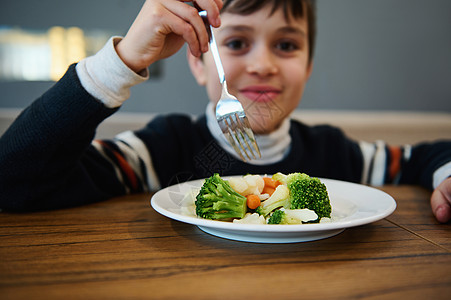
(150, 177, 396, 243)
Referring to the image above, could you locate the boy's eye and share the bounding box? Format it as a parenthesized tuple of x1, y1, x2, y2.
(275, 41, 299, 52)
(225, 39, 248, 51)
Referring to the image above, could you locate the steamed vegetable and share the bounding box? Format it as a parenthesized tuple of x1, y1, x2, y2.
(194, 172, 332, 224)
(195, 173, 247, 220)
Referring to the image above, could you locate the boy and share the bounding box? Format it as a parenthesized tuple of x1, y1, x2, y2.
(0, 0, 450, 223)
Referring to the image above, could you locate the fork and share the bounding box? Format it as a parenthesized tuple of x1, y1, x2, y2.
(199, 11, 261, 161)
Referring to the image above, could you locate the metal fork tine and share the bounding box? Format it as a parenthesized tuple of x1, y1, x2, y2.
(233, 115, 255, 160)
(236, 114, 261, 159)
(220, 114, 261, 162)
(227, 114, 249, 160)
(233, 129, 252, 161)
(221, 117, 247, 161)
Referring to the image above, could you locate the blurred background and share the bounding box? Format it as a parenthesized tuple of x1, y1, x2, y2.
(1, 0, 450, 143)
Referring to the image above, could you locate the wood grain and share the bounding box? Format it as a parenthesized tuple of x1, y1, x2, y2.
(1, 187, 450, 299)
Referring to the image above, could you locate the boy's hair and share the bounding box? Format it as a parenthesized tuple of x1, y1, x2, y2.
(221, 0, 316, 63)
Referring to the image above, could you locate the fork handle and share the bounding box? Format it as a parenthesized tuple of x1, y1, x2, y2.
(199, 11, 225, 84)
(209, 29, 226, 84)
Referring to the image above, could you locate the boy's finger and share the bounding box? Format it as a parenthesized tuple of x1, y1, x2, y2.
(431, 197, 451, 223)
(165, 1, 211, 53)
(167, 14, 203, 57)
(191, 0, 222, 27)
(430, 178, 451, 223)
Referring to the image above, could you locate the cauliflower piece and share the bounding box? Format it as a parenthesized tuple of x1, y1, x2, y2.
(227, 177, 248, 195)
(233, 213, 266, 224)
(267, 208, 318, 224)
(243, 174, 264, 195)
(228, 175, 264, 196)
(283, 208, 318, 223)
(256, 184, 290, 216)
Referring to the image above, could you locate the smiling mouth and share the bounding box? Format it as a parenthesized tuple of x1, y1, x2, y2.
(240, 90, 280, 102)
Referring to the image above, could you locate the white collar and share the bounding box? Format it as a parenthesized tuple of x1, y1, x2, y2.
(205, 102, 291, 165)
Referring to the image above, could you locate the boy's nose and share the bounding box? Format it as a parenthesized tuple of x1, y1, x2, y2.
(246, 46, 278, 77)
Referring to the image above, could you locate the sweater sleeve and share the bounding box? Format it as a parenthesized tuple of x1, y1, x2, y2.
(398, 141, 451, 189)
(0, 65, 148, 211)
(359, 140, 451, 190)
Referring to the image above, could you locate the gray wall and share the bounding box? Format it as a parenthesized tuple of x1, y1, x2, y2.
(1, 0, 450, 114)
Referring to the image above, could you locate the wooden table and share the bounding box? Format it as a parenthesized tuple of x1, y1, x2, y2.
(1, 186, 450, 299)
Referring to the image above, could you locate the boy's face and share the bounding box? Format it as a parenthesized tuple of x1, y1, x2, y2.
(189, 4, 313, 134)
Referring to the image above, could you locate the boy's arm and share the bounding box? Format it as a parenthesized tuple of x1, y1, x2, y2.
(0, 64, 125, 211)
(398, 141, 451, 191)
(0, 44, 158, 211)
(0, 32, 158, 211)
(360, 140, 451, 223)
(0, 47, 155, 211)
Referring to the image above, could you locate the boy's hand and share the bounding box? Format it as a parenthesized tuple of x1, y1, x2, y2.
(431, 177, 451, 223)
(116, 0, 222, 73)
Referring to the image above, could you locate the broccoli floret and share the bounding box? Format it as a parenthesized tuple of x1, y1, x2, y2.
(267, 209, 285, 224)
(285, 172, 331, 220)
(267, 208, 319, 224)
(255, 184, 290, 216)
(195, 173, 247, 220)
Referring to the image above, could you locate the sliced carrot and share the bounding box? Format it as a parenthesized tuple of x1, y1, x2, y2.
(246, 194, 261, 210)
(263, 177, 281, 189)
(262, 186, 275, 196)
